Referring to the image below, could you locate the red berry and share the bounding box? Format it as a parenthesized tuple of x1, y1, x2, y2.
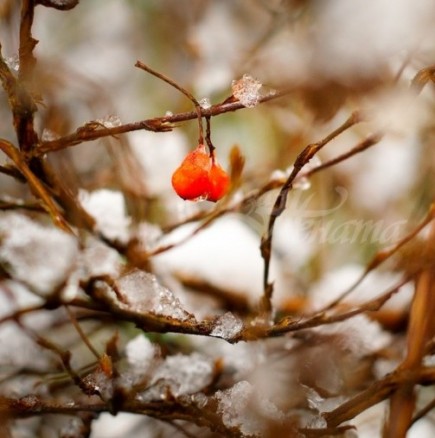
(208, 161, 230, 202)
(171, 144, 230, 202)
(171, 144, 211, 200)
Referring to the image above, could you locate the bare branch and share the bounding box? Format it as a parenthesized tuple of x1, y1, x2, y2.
(33, 88, 290, 157)
(259, 111, 363, 317)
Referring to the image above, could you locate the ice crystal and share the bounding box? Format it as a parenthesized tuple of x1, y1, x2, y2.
(232, 74, 262, 108)
(117, 269, 193, 321)
(41, 129, 60, 142)
(199, 97, 212, 109)
(83, 370, 112, 400)
(211, 312, 244, 339)
(97, 114, 122, 128)
(5, 55, 19, 72)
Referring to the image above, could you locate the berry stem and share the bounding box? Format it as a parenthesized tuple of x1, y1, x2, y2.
(205, 116, 215, 161)
(135, 60, 204, 144)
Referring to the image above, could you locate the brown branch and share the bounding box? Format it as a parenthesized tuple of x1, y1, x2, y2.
(319, 202, 435, 312)
(65, 306, 101, 361)
(384, 222, 435, 438)
(19, 0, 37, 83)
(77, 273, 409, 344)
(0, 195, 45, 212)
(411, 396, 435, 426)
(324, 367, 435, 428)
(135, 60, 204, 144)
(6, 396, 244, 437)
(0, 44, 38, 152)
(301, 132, 382, 179)
(265, 275, 410, 338)
(0, 164, 26, 181)
(0, 139, 72, 233)
(33, 88, 290, 157)
(259, 111, 363, 317)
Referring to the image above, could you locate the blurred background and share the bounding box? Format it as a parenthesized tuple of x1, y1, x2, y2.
(1, 0, 435, 436)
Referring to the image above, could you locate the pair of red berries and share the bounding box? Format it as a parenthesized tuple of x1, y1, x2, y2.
(171, 144, 230, 202)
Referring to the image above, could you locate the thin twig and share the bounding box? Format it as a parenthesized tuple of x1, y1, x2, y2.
(0, 139, 72, 233)
(65, 306, 101, 361)
(259, 111, 362, 317)
(135, 60, 204, 144)
(319, 202, 435, 312)
(33, 88, 290, 157)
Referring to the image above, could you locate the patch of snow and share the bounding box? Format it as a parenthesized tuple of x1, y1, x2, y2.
(140, 352, 214, 400)
(309, 264, 413, 312)
(125, 335, 158, 372)
(79, 189, 131, 244)
(129, 130, 188, 197)
(215, 380, 284, 437)
(0, 213, 78, 296)
(313, 314, 391, 357)
(151, 215, 289, 308)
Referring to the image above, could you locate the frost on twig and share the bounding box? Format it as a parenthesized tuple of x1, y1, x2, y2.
(116, 269, 195, 322)
(231, 74, 263, 108)
(211, 312, 244, 340)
